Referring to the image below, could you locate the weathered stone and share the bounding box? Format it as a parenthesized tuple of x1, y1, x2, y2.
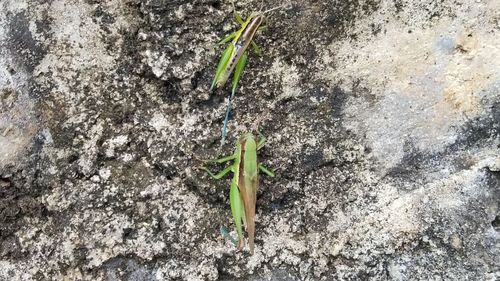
(0, 0, 498, 280)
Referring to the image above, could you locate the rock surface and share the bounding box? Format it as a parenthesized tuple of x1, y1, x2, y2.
(0, 0, 499, 280)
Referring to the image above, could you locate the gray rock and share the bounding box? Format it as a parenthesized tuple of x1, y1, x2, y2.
(0, 0, 498, 280)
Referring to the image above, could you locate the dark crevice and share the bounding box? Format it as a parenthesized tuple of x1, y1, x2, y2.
(492, 216, 500, 232)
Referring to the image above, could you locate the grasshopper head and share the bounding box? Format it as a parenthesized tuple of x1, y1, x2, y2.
(238, 132, 258, 147)
(240, 132, 255, 142)
(248, 13, 266, 26)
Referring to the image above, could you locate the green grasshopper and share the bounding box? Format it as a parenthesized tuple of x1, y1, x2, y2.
(210, 4, 285, 145)
(202, 132, 274, 254)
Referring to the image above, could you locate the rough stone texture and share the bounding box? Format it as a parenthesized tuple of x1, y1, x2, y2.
(0, 0, 499, 280)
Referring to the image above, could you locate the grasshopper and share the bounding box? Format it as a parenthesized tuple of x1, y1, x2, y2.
(210, 4, 286, 145)
(202, 132, 274, 254)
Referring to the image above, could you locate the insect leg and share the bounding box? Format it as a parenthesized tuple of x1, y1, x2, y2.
(230, 179, 245, 249)
(201, 165, 234, 179)
(204, 154, 237, 163)
(231, 0, 244, 25)
(256, 135, 266, 150)
(258, 164, 275, 177)
(231, 50, 249, 96)
(220, 225, 237, 246)
(221, 94, 235, 146)
(221, 51, 249, 145)
(218, 31, 237, 45)
(210, 44, 234, 91)
(234, 13, 245, 25)
(251, 41, 261, 55)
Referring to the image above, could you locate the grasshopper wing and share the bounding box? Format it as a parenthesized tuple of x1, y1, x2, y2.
(237, 135, 259, 254)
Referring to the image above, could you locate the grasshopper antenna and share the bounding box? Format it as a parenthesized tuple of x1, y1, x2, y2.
(251, 107, 272, 133)
(262, 2, 291, 15)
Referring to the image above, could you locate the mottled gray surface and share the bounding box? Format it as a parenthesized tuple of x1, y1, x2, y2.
(0, 0, 499, 280)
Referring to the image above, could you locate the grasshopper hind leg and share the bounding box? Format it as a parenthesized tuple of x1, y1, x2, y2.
(221, 51, 249, 146)
(221, 93, 235, 146)
(230, 180, 245, 250)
